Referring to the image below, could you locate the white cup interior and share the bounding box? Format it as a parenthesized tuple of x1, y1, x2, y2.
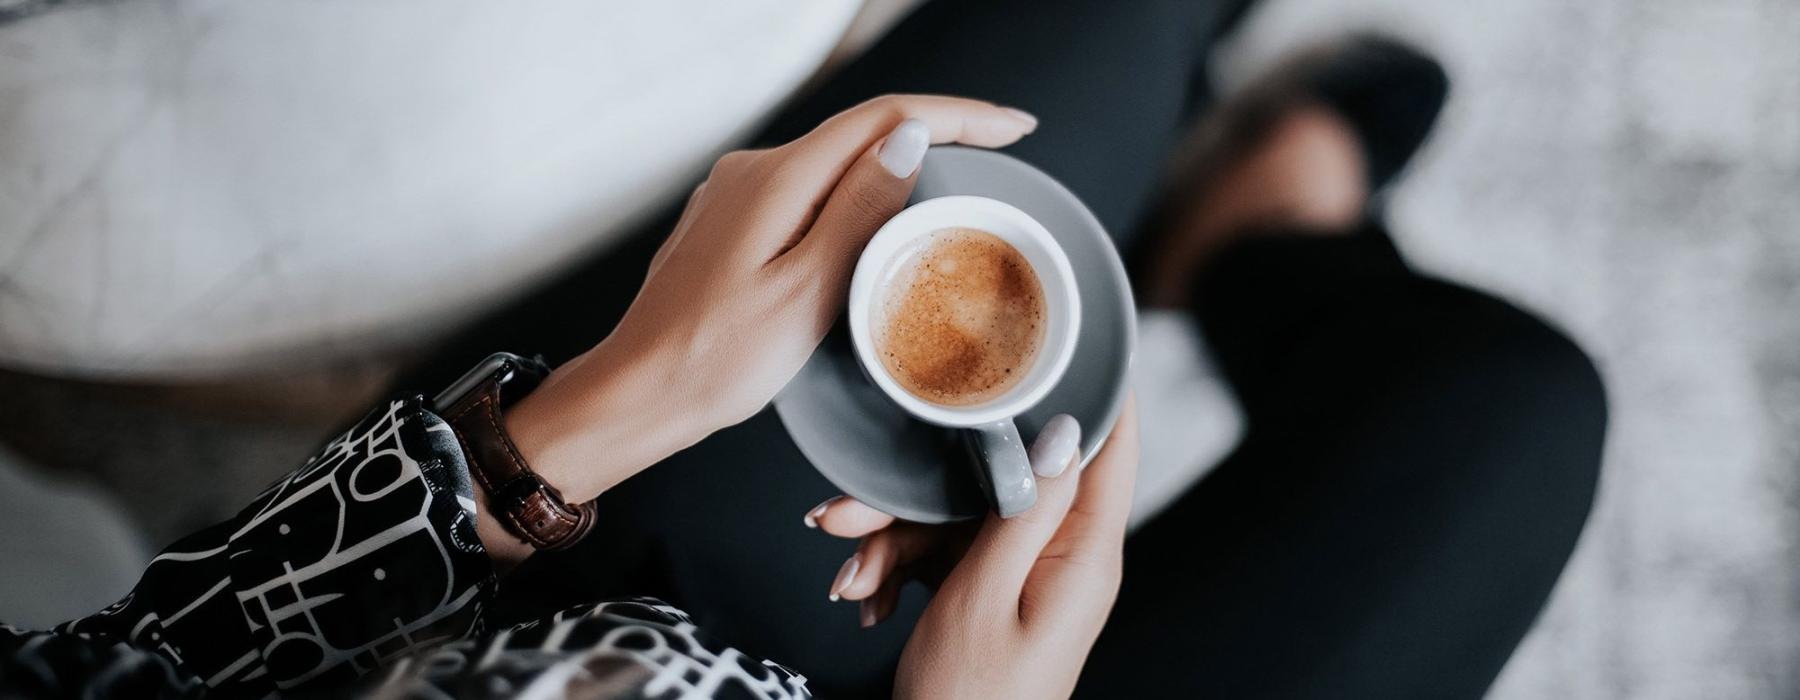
(848, 195, 1081, 427)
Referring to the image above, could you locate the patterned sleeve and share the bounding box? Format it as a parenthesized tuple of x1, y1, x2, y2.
(1, 396, 815, 699)
(364, 598, 811, 699)
(2, 397, 495, 696)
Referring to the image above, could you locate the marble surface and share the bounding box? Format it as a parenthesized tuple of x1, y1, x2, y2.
(0, 0, 858, 378)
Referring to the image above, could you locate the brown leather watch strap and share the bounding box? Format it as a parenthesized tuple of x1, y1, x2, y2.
(443, 364, 597, 551)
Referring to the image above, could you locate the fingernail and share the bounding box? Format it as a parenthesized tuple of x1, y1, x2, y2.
(1029, 414, 1081, 477)
(1002, 106, 1039, 131)
(878, 118, 930, 178)
(829, 553, 861, 602)
(803, 496, 838, 529)
(860, 599, 878, 628)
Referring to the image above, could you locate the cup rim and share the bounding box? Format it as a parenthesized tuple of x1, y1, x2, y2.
(848, 195, 1081, 427)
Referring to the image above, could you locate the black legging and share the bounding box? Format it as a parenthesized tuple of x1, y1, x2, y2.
(401, 1, 1607, 697)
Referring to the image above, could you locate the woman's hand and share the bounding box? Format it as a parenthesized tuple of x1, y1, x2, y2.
(814, 401, 1139, 699)
(478, 96, 1037, 567)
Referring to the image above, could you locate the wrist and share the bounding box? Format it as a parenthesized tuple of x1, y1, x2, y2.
(502, 339, 704, 503)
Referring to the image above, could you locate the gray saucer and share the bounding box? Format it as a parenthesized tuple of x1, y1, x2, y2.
(773, 146, 1136, 523)
(774, 145, 1137, 518)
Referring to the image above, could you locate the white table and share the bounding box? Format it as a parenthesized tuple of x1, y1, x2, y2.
(0, 0, 860, 378)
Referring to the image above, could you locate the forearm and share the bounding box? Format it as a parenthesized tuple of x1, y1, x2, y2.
(506, 337, 710, 502)
(478, 337, 714, 570)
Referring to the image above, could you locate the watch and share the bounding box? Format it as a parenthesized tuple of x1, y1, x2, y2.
(434, 352, 597, 551)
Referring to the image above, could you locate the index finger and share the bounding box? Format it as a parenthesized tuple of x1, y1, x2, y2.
(811, 496, 897, 538)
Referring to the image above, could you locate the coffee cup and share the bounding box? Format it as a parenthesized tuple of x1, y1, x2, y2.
(848, 195, 1081, 517)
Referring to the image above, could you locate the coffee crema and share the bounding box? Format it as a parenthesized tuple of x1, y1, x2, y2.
(875, 227, 1047, 406)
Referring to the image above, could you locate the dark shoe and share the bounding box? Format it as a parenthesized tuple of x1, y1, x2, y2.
(1135, 35, 1447, 307)
(1189, 34, 1449, 196)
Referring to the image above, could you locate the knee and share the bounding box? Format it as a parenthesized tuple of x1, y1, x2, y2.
(1450, 285, 1607, 441)
(1410, 282, 1609, 510)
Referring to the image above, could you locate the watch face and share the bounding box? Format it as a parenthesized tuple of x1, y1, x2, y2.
(434, 352, 528, 412)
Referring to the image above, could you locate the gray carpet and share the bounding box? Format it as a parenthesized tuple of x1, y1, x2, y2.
(1219, 1, 1800, 697)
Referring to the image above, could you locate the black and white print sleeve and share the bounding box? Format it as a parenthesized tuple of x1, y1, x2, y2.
(0, 396, 811, 699)
(366, 598, 811, 699)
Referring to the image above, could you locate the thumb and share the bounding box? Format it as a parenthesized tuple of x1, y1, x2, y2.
(777, 118, 930, 280)
(1020, 397, 1138, 630)
(942, 416, 1084, 603)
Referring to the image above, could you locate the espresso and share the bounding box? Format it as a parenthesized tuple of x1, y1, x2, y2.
(876, 227, 1046, 406)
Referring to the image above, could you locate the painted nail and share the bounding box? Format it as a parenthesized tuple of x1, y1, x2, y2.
(860, 598, 878, 628)
(803, 496, 838, 529)
(878, 118, 931, 178)
(1029, 414, 1081, 477)
(828, 553, 861, 602)
(1001, 106, 1039, 131)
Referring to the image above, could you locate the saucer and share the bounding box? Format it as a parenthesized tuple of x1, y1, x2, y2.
(773, 146, 1136, 523)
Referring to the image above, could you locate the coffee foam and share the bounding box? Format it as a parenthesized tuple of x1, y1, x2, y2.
(876, 227, 1046, 406)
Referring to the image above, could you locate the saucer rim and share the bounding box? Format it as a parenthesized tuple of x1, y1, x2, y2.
(775, 145, 1137, 522)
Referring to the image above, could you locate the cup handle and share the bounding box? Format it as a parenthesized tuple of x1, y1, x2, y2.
(964, 420, 1038, 518)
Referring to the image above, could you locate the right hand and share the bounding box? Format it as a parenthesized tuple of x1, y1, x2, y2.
(815, 398, 1140, 699)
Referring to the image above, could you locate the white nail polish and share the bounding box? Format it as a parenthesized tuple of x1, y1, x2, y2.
(1029, 414, 1081, 477)
(803, 497, 837, 529)
(860, 599, 878, 628)
(1001, 106, 1039, 131)
(878, 119, 931, 178)
(829, 553, 861, 602)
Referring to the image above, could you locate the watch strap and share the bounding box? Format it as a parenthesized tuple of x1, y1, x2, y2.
(443, 362, 597, 551)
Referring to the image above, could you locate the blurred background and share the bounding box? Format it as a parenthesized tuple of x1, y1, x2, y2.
(1, 1, 1795, 697)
